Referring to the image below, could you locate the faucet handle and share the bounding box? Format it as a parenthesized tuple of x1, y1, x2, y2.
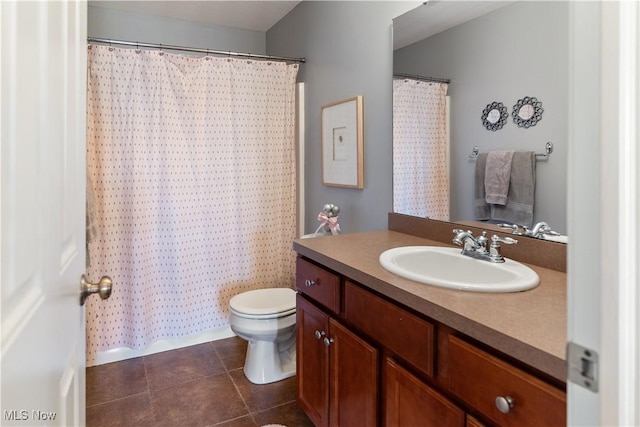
(492, 235, 518, 245)
(537, 223, 560, 236)
(497, 223, 522, 235)
(489, 235, 518, 262)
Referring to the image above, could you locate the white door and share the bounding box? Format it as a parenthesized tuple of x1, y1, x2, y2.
(1, 1, 93, 426)
(568, 1, 640, 426)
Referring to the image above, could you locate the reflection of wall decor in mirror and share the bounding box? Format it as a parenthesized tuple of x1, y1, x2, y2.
(512, 96, 544, 128)
(481, 101, 508, 131)
(393, 1, 570, 235)
(321, 96, 364, 189)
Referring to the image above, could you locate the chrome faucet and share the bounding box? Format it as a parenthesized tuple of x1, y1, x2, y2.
(526, 221, 560, 238)
(498, 221, 561, 239)
(452, 229, 517, 263)
(452, 229, 481, 251)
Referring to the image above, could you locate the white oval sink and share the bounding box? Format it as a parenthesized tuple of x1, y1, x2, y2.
(379, 246, 540, 292)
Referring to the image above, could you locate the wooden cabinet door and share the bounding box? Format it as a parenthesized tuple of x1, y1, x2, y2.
(385, 358, 465, 427)
(329, 318, 379, 427)
(466, 415, 486, 427)
(297, 295, 330, 427)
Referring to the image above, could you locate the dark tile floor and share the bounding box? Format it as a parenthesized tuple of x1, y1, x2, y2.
(86, 336, 314, 427)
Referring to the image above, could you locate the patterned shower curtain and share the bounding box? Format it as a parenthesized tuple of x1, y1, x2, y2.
(392, 79, 449, 220)
(85, 45, 299, 364)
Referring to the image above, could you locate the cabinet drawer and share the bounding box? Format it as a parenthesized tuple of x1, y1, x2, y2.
(344, 281, 434, 377)
(296, 257, 340, 314)
(448, 335, 566, 427)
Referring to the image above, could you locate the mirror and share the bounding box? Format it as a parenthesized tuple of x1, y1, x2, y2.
(482, 102, 508, 131)
(487, 110, 501, 123)
(518, 105, 534, 120)
(512, 96, 544, 128)
(393, 1, 568, 238)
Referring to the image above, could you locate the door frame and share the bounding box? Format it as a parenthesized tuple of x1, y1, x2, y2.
(567, 1, 640, 425)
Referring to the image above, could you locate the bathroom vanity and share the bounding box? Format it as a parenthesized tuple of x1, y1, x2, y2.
(293, 214, 567, 427)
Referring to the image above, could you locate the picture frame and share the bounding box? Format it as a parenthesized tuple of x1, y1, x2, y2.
(321, 96, 364, 188)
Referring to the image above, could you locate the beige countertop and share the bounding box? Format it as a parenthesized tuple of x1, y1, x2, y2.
(293, 230, 567, 382)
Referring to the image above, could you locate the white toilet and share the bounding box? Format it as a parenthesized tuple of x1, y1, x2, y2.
(228, 287, 297, 384)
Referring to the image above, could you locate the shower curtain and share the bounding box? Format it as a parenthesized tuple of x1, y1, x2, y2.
(86, 45, 299, 364)
(393, 79, 449, 220)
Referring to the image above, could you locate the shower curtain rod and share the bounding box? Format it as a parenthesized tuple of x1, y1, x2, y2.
(87, 37, 306, 64)
(394, 73, 451, 85)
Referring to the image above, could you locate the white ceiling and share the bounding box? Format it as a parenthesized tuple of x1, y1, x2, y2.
(393, 1, 515, 50)
(89, 1, 513, 49)
(89, 1, 302, 32)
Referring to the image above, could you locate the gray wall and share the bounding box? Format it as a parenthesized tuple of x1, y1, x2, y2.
(88, 5, 266, 54)
(267, 1, 417, 234)
(89, 1, 417, 235)
(394, 1, 568, 234)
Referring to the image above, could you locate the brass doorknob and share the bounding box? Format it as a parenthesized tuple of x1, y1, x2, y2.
(80, 274, 112, 306)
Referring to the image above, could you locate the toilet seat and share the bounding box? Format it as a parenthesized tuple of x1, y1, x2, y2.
(230, 288, 296, 319)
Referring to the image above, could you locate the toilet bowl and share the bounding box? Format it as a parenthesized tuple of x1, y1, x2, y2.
(229, 287, 297, 384)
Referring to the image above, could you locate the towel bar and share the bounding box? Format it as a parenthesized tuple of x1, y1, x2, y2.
(469, 142, 553, 160)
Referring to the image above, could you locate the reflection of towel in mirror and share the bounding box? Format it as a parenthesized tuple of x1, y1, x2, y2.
(473, 153, 490, 220)
(484, 150, 514, 205)
(491, 151, 536, 228)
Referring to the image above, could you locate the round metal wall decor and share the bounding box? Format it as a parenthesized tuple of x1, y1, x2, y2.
(481, 101, 508, 131)
(512, 96, 544, 128)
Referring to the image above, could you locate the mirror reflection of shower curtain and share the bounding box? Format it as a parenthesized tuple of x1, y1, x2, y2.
(393, 79, 450, 220)
(85, 45, 299, 365)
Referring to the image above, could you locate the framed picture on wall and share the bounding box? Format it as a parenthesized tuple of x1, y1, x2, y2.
(321, 96, 364, 189)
